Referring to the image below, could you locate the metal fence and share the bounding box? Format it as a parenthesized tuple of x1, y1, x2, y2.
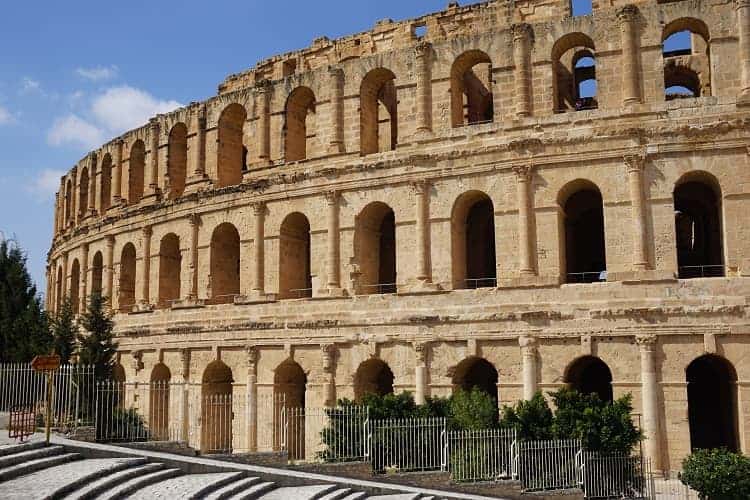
(579, 452, 653, 499)
(370, 417, 447, 473)
(513, 439, 582, 492)
(447, 428, 516, 483)
(289, 405, 370, 463)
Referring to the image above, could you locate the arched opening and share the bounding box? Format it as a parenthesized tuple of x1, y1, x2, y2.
(210, 223, 240, 304)
(552, 33, 598, 112)
(662, 19, 711, 99)
(150, 364, 171, 441)
(158, 234, 182, 307)
(452, 357, 498, 403)
(285, 87, 316, 162)
(112, 363, 126, 407)
(451, 191, 496, 289)
(360, 68, 398, 155)
(118, 243, 137, 312)
(55, 267, 63, 312)
(167, 123, 188, 199)
(564, 356, 613, 402)
(560, 181, 607, 283)
(354, 359, 395, 401)
(279, 213, 312, 299)
(70, 259, 80, 315)
(451, 50, 494, 127)
(674, 173, 724, 278)
(354, 202, 396, 295)
(217, 103, 247, 188)
(201, 361, 233, 454)
(275, 360, 307, 460)
(65, 179, 73, 225)
(128, 140, 145, 204)
(100, 154, 112, 213)
(112, 363, 126, 383)
(91, 251, 103, 298)
(686, 355, 738, 451)
(79, 168, 89, 218)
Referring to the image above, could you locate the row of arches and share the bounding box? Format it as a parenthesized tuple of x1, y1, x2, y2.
(55, 170, 724, 313)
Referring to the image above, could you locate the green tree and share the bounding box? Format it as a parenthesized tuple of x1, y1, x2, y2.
(50, 296, 77, 364)
(681, 448, 750, 500)
(77, 292, 117, 380)
(0, 238, 51, 361)
(500, 392, 554, 440)
(450, 387, 499, 430)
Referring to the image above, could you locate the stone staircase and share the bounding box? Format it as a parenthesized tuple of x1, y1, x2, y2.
(0, 441, 440, 500)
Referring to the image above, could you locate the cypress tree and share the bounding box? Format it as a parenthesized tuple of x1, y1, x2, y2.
(78, 292, 117, 380)
(50, 296, 78, 364)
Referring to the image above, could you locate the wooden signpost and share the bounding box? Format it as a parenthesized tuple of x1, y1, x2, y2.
(30, 355, 61, 445)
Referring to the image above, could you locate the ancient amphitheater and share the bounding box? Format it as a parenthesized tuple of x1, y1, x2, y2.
(47, 0, 750, 476)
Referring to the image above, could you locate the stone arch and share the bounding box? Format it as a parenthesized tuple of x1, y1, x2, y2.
(70, 259, 81, 314)
(91, 251, 103, 297)
(113, 363, 126, 382)
(158, 233, 182, 307)
(552, 33, 597, 112)
(150, 363, 171, 440)
(686, 354, 738, 451)
(217, 103, 247, 188)
(662, 18, 711, 98)
(128, 140, 146, 204)
(360, 68, 398, 155)
(564, 355, 613, 402)
(354, 359, 394, 401)
(353, 201, 396, 295)
(167, 122, 188, 199)
(201, 360, 233, 454)
(278, 212, 312, 299)
(451, 191, 496, 289)
(79, 167, 89, 218)
(118, 243, 137, 312)
(674, 171, 724, 278)
(210, 223, 240, 304)
(274, 359, 307, 460)
(100, 153, 112, 213)
(450, 50, 494, 127)
(284, 87, 316, 162)
(452, 357, 498, 402)
(558, 180, 607, 283)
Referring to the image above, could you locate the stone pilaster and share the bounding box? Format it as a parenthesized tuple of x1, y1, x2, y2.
(105, 235, 115, 303)
(324, 191, 344, 296)
(414, 342, 429, 405)
(327, 67, 345, 153)
(137, 226, 152, 310)
(255, 81, 272, 165)
(81, 243, 89, 313)
(512, 23, 533, 118)
(246, 345, 259, 451)
(62, 252, 69, 301)
(617, 6, 641, 105)
(513, 165, 536, 276)
(251, 202, 266, 297)
(519, 335, 538, 400)
(321, 344, 337, 407)
(188, 214, 201, 301)
(625, 154, 649, 271)
(186, 103, 209, 192)
(738, 0, 750, 99)
(88, 156, 97, 216)
(411, 180, 437, 289)
(636, 334, 662, 473)
(145, 118, 161, 199)
(111, 139, 123, 208)
(414, 42, 433, 134)
(180, 349, 191, 445)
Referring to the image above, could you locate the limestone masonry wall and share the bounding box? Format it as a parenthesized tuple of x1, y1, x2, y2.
(48, 0, 750, 474)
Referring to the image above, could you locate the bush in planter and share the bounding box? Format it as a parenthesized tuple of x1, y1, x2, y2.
(680, 448, 750, 500)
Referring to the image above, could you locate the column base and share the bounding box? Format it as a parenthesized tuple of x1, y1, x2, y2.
(321, 287, 347, 298)
(405, 279, 443, 294)
(172, 297, 205, 309)
(234, 292, 277, 305)
(183, 176, 211, 195)
(410, 129, 434, 142)
(132, 302, 154, 314)
(327, 142, 345, 154)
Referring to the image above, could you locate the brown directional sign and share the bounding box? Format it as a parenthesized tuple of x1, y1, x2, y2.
(31, 355, 61, 372)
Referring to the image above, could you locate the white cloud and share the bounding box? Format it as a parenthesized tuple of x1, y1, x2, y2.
(76, 65, 119, 81)
(0, 106, 12, 125)
(47, 114, 104, 149)
(91, 86, 181, 133)
(27, 168, 66, 202)
(20, 77, 41, 94)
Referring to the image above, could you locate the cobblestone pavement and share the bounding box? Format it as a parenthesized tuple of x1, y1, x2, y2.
(128, 472, 244, 499)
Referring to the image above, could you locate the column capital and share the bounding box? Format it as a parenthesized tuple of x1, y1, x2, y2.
(255, 79, 273, 95)
(636, 334, 658, 349)
(519, 335, 538, 351)
(511, 23, 533, 43)
(414, 41, 433, 58)
(188, 213, 202, 227)
(512, 164, 535, 181)
(142, 225, 153, 238)
(324, 190, 340, 206)
(413, 341, 430, 364)
(245, 345, 259, 369)
(616, 4, 639, 22)
(321, 343, 337, 373)
(106, 235, 115, 248)
(149, 116, 161, 132)
(410, 179, 430, 195)
(624, 153, 647, 173)
(251, 201, 266, 216)
(327, 65, 344, 78)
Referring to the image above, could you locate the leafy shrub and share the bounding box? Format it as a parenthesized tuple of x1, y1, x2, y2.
(500, 392, 554, 440)
(681, 448, 750, 500)
(450, 387, 499, 430)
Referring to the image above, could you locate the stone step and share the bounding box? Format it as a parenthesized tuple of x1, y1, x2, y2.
(0, 457, 147, 499)
(64, 463, 166, 500)
(96, 468, 182, 500)
(259, 484, 338, 500)
(204, 477, 263, 500)
(0, 441, 45, 458)
(366, 495, 422, 500)
(0, 452, 80, 482)
(127, 472, 246, 500)
(318, 488, 354, 500)
(227, 481, 277, 500)
(0, 445, 65, 469)
(339, 493, 367, 500)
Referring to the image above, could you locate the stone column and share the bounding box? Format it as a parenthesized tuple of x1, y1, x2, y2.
(512, 23, 533, 119)
(186, 104, 208, 190)
(414, 42, 433, 134)
(325, 191, 342, 294)
(414, 342, 429, 405)
(88, 157, 97, 216)
(327, 67, 345, 153)
(256, 82, 272, 165)
(139, 226, 152, 308)
(637, 334, 662, 473)
(146, 118, 161, 198)
(617, 6, 641, 105)
(321, 344, 337, 407)
(53, 194, 60, 236)
(180, 349, 191, 446)
(81, 243, 89, 313)
(105, 235, 115, 302)
(188, 214, 201, 300)
(245, 345, 258, 452)
(112, 139, 123, 207)
(412, 180, 434, 286)
(513, 165, 536, 276)
(251, 202, 266, 296)
(625, 154, 649, 271)
(738, 0, 750, 98)
(62, 252, 69, 300)
(71, 170, 79, 226)
(520, 335, 538, 400)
